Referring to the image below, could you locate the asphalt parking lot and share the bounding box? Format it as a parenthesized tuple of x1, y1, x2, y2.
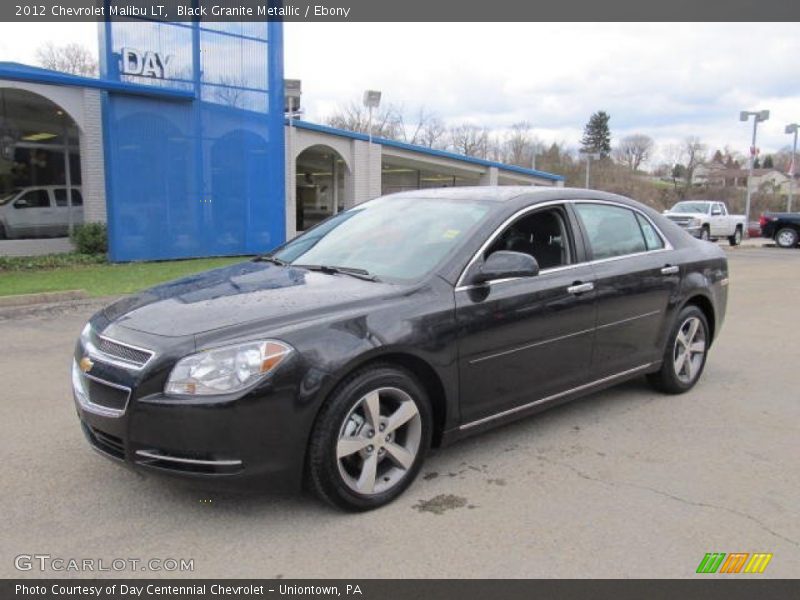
(1, 246, 798, 579)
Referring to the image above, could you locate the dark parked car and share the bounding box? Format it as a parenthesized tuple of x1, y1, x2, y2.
(73, 188, 729, 511)
(760, 212, 800, 248)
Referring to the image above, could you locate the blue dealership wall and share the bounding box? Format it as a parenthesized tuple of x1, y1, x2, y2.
(99, 21, 285, 261)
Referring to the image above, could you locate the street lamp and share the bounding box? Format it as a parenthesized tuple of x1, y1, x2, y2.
(363, 90, 381, 199)
(740, 109, 770, 232)
(579, 150, 600, 189)
(785, 123, 798, 212)
(363, 90, 382, 144)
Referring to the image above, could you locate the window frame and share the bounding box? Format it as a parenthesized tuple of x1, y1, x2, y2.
(456, 199, 673, 291)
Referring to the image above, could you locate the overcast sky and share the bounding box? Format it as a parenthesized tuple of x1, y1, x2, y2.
(1, 22, 797, 166)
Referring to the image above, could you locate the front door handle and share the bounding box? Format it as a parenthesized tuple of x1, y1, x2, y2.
(567, 282, 594, 295)
(661, 265, 679, 275)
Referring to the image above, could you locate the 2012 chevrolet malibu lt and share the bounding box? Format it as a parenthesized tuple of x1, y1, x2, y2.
(73, 188, 728, 511)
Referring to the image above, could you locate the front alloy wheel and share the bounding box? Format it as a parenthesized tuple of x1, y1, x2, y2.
(307, 365, 432, 511)
(648, 305, 709, 394)
(336, 387, 422, 496)
(699, 227, 710, 241)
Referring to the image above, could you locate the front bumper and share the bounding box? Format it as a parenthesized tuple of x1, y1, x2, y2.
(73, 331, 315, 490)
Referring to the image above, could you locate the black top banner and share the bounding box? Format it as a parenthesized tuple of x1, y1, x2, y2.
(2, 0, 799, 22)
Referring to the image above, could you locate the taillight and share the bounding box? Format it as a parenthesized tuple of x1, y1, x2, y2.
(759, 215, 774, 227)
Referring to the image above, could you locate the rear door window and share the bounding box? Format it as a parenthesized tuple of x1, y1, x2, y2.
(54, 189, 83, 206)
(575, 203, 648, 260)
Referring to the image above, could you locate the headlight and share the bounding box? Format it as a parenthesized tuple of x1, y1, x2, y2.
(689, 217, 702, 227)
(165, 340, 292, 396)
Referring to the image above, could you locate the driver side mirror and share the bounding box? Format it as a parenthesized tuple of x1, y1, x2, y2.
(711, 208, 722, 216)
(471, 250, 539, 285)
(13, 199, 29, 209)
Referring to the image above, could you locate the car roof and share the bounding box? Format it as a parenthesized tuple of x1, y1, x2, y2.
(383, 185, 638, 206)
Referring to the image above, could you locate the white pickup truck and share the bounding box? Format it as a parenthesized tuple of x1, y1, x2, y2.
(663, 200, 746, 245)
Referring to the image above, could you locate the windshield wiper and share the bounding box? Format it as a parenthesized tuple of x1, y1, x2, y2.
(294, 264, 379, 282)
(253, 255, 287, 266)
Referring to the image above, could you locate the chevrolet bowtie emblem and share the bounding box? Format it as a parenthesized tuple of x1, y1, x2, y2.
(79, 356, 94, 373)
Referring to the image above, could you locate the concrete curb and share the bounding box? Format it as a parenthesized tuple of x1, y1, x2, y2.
(0, 295, 120, 321)
(0, 289, 89, 308)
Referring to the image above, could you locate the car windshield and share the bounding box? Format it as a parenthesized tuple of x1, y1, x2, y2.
(272, 195, 491, 282)
(671, 201, 710, 214)
(0, 189, 22, 205)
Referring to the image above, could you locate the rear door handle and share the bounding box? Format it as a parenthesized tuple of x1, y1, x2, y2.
(567, 282, 594, 295)
(661, 265, 679, 275)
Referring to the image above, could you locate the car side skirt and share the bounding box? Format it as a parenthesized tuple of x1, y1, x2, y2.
(440, 361, 660, 445)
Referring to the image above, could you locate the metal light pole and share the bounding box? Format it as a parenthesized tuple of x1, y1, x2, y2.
(363, 90, 381, 199)
(580, 151, 600, 189)
(740, 109, 770, 232)
(786, 123, 798, 212)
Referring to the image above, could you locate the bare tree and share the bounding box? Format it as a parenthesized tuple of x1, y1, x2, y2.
(326, 99, 404, 140)
(504, 121, 532, 166)
(401, 106, 446, 149)
(449, 123, 490, 158)
(683, 136, 707, 186)
(417, 116, 447, 149)
(35, 42, 97, 77)
(614, 134, 655, 171)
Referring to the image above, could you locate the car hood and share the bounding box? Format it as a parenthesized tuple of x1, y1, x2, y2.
(102, 261, 400, 338)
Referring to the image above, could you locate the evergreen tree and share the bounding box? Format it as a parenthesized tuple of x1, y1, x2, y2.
(754, 157, 761, 169)
(580, 111, 612, 157)
(763, 155, 774, 169)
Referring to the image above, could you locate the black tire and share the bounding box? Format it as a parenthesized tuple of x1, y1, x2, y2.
(647, 305, 710, 395)
(306, 364, 433, 511)
(728, 226, 742, 246)
(0, 222, 6, 240)
(699, 226, 710, 241)
(775, 227, 799, 249)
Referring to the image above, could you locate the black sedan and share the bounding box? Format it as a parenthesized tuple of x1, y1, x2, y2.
(73, 188, 729, 511)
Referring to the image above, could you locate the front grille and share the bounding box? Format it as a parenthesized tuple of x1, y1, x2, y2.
(666, 216, 691, 226)
(82, 423, 126, 460)
(96, 337, 153, 367)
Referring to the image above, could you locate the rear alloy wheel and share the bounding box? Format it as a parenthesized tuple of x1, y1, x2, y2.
(307, 365, 432, 511)
(699, 226, 710, 241)
(775, 227, 799, 249)
(648, 305, 709, 394)
(728, 227, 742, 246)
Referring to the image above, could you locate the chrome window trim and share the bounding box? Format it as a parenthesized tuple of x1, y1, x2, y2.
(88, 334, 155, 371)
(459, 362, 653, 431)
(135, 450, 242, 467)
(454, 198, 674, 291)
(78, 373, 132, 418)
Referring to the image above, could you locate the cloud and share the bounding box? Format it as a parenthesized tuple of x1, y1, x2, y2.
(286, 22, 800, 156)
